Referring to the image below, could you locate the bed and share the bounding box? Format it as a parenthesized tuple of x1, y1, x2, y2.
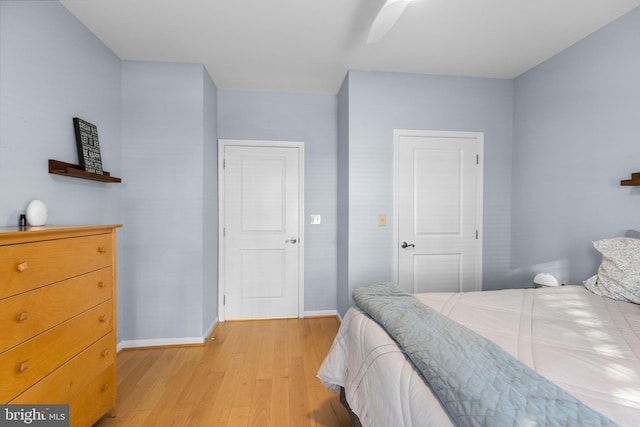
(318, 234, 640, 426)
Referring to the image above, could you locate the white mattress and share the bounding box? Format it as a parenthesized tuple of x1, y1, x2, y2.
(318, 286, 640, 426)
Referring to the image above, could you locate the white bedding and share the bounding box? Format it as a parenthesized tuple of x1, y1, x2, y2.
(318, 286, 640, 426)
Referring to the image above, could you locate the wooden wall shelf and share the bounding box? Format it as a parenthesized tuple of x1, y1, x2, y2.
(48, 159, 121, 183)
(621, 172, 640, 186)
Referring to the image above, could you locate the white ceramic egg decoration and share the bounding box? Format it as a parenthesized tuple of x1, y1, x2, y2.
(26, 200, 48, 226)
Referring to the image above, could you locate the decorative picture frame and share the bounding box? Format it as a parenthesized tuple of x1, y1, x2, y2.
(73, 117, 103, 174)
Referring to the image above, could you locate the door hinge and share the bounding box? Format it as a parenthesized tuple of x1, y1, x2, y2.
(223, 227, 226, 237)
(476, 154, 479, 165)
(223, 159, 226, 169)
(476, 230, 479, 239)
(223, 295, 226, 305)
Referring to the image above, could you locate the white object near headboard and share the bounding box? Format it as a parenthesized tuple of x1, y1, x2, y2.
(533, 272, 560, 287)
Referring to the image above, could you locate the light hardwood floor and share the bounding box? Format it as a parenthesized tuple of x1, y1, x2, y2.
(94, 317, 351, 427)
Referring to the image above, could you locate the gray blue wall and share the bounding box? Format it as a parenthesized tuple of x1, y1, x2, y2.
(217, 90, 338, 313)
(337, 78, 350, 317)
(338, 71, 514, 314)
(121, 61, 218, 343)
(511, 6, 640, 286)
(0, 1, 122, 226)
(202, 71, 219, 334)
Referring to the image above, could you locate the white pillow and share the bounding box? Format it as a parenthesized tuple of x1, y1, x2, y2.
(583, 237, 640, 304)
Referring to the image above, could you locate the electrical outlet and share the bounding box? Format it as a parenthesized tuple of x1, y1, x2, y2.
(378, 214, 386, 227)
(310, 214, 321, 225)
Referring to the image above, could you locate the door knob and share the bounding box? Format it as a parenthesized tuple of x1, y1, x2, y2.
(401, 242, 415, 248)
(286, 238, 297, 244)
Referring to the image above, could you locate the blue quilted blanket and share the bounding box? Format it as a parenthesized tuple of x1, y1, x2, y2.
(352, 283, 619, 427)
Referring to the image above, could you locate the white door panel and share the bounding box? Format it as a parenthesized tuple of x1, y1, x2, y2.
(223, 144, 301, 319)
(396, 131, 483, 294)
(412, 253, 462, 293)
(413, 148, 462, 235)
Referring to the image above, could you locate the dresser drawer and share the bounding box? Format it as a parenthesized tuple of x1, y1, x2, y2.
(11, 332, 115, 405)
(0, 300, 113, 402)
(0, 233, 113, 299)
(69, 364, 116, 427)
(0, 268, 113, 353)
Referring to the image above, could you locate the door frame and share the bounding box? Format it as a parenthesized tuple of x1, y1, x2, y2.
(392, 129, 484, 290)
(218, 139, 305, 321)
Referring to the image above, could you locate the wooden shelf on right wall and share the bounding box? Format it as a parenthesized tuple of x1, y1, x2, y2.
(621, 172, 640, 186)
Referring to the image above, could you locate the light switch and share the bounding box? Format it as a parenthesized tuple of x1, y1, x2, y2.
(310, 214, 321, 225)
(378, 214, 386, 227)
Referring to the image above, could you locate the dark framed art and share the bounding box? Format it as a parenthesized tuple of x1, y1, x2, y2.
(73, 117, 103, 174)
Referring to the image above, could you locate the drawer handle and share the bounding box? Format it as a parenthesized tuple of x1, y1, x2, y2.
(101, 383, 109, 392)
(17, 361, 29, 373)
(97, 246, 107, 254)
(98, 315, 107, 323)
(16, 261, 28, 272)
(101, 349, 110, 357)
(98, 281, 106, 288)
(16, 311, 28, 322)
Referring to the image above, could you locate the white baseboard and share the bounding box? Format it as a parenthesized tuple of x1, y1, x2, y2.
(203, 317, 219, 341)
(303, 309, 338, 318)
(117, 317, 219, 351)
(118, 336, 205, 350)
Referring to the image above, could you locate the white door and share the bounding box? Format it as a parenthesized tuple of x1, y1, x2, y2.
(395, 130, 483, 293)
(221, 142, 303, 320)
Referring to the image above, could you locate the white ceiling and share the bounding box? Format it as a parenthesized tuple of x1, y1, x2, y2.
(59, 0, 640, 95)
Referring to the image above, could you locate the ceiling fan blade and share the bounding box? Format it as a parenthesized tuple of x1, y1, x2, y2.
(367, 0, 414, 43)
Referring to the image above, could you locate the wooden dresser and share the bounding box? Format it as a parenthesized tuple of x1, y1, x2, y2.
(0, 225, 121, 427)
